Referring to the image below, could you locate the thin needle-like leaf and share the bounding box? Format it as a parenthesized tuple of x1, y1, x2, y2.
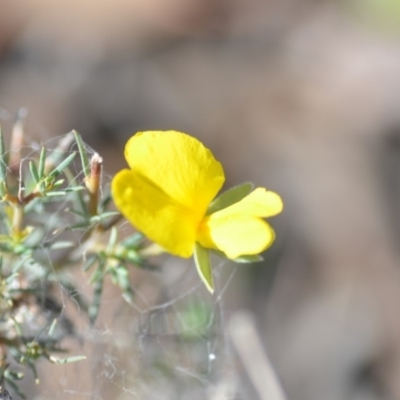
(73, 130, 90, 179)
(48, 152, 76, 178)
(48, 319, 57, 338)
(38, 146, 46, 179)
(49, 355, 86, 364)
(29, 161, 40, 184)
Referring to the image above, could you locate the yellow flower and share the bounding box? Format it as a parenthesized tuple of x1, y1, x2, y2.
(111, 131, 283, 292)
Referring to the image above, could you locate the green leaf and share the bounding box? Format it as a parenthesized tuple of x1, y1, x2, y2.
(89, 211, 120, 224)
(27, 362, 38, 384)
(11, 317, 23, 336)
(89, 259, 105, 324)
(112, 266, 134, 301)
(5, 272, 19, 284)
(64, 186, 85, 192)
(49, 355, 86, 364)
(48, 241, 75, 250)
(58, 278, 89, 313)
(10, 255, 31, 274)
(53, 179, 65, 187)
(4, 372, 25, 399)
(83, 254, 98, 271)
(48, 151, 76, 178)
(124, 249, 142, 264)
(207, 182, 254, 215)
(44, 132, 75, 175)
(73, 130, 90, 179)
(45, 191, 66, 197)
(48, 319, 58, 337)
(29, 161, 40, 184)
(194, 243, 214, 293)
(38, 146, 46, 179)
(107, 226, 118, 251)
(99, 193, 113, 213)
(122, 232, 144, 248)
(4, 370, 24, 381)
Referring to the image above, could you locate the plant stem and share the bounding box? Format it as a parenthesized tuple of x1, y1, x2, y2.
(11, 205, 23, 237)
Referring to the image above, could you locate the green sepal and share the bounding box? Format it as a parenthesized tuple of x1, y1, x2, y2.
(210, 249, 264, 263)
(194, 243, 214, 293)
(206, 182, 254, 215)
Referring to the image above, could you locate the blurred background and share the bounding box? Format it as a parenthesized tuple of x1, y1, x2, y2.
(2, 0, 400, 399)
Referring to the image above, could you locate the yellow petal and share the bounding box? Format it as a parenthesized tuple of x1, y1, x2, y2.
(124, 131, 225, 216)
(197, 187, 282, 259)
(112, 169, 199, 257)
(197, 215, 276, 259)
(111, 131, 225, 258)
(211, 187, 283, 219)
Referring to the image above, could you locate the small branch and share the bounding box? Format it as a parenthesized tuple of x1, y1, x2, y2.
(228, 311, 287, 400)
(20, 191, 41, 205)
(11, 204, 24, 237)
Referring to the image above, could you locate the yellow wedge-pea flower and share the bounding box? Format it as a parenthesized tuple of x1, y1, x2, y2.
(111, 131, 283, 293)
